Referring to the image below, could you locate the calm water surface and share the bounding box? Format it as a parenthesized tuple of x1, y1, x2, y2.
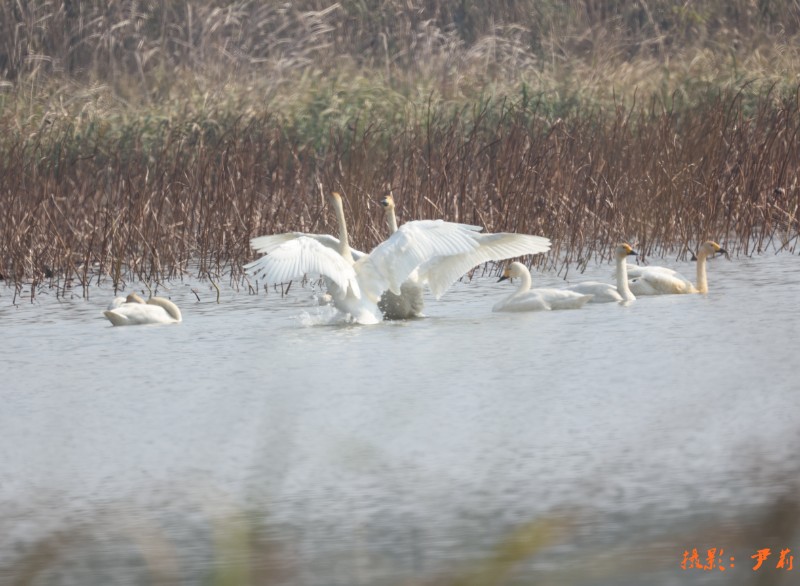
(1, 252, 799, 585)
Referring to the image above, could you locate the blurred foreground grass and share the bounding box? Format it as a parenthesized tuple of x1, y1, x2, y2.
(5, 492, 800, 585)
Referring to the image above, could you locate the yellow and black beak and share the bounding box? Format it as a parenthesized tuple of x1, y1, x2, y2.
(498, 275, 510, 283)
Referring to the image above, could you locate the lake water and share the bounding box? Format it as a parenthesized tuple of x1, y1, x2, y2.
(1, 251, 799, 585)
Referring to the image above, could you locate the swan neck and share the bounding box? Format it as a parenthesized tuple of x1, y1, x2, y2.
(147, 297, 182, 321)
(332, 195, 352, 259)
(516, 268, 532, 294)
(696, 252, 708, 293)
(167, 303, 181, 321)
(615, 255, 634, 300)
(385, 206, 399, 234)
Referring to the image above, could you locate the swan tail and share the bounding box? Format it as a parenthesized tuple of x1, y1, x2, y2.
(103, 310, 130, 326)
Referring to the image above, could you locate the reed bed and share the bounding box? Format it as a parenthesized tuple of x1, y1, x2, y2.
(1, 1, 799, 298)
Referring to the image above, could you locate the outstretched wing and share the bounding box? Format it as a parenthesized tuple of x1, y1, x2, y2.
(356, 220, 485, 300)
(419, 233, 552, 299)
(244, 236, 360, 296)
(250, 232, 366, 262)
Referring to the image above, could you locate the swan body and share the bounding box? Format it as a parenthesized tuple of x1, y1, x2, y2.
(628, 241, 726, 295)
(104, 295, 182, 326)
(377, 194, 553, 319)
(628, 269, 695, 295)
(107, 292, 146, 310)
(245, 192, 511, 324)
(376, 195, 428, 319)
(493, 262, 593, 312)
(624, 264, 679, 279)
(566, 243, 638, 302)
(378, 275, 426, 319)
(107, 296, 127, 310)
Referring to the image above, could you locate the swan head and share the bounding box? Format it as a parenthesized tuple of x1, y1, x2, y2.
(330, 191, 343, 204)
(126, 292, 145, 304)
(498, 261, 527, 282)
(699, 240, 727, 258)
(379, 193, 395, 211)
(615, 243, 638, 259)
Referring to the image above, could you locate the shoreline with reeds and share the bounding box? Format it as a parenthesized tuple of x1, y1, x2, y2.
(1, 1, 799, 300)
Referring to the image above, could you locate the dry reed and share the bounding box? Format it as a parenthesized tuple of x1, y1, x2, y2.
(1, 2, 799, 298)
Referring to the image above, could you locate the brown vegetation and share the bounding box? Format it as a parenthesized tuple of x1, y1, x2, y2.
(1, 2, 799, 298)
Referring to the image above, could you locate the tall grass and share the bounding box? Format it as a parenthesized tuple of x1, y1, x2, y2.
(2, 83, 797, 295)
(1, 2, 799, 296)
(3, 1, 799, 84)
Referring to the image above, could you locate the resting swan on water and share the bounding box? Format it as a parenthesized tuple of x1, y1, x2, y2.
(376, 194, 552, 319)
(107, 292, 145, 310)
(627, 241, 727, 295)
(493, 262, 593, 312)
(565, 243, 638, 303)
(244, 192, 551, 324)
(104, 293, 182, 326)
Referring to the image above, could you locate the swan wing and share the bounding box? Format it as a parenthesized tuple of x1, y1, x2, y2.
(250, 232, 366, 262)
(419, 233, 552, 299)
(250, 232, 303, 254)
(357, 220, 485, 299)
(629, 269, 695, 295)
(244, 236, 361, 296)
(566, 281, 622, 303)
(624, 264, 678, 279)
(493, 291, 550, 312)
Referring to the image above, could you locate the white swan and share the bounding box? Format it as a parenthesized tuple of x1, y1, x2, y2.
(375, 195, 432, 319)
(104, 294, 182, 326)
(245, 192, 552, 324)
(377, 193, 553, 319)
(565, 243, 638, 302)
(107, 292, 146, 310)
(246, 192, 490, 324)
(628, 241, 727, 295)
(624, 264, 679, 279)
(493, 262, 593, 312)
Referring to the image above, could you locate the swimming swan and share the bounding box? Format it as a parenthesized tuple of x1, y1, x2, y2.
(104, 295, 182, 326)
(493, 262, 593, 312)
(628, 241, 727, 295)
(245, 192, 513, 324)
(375, 194, 426, 319)
(565, 243, 638, 303)
(377, 193, 553, 319)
